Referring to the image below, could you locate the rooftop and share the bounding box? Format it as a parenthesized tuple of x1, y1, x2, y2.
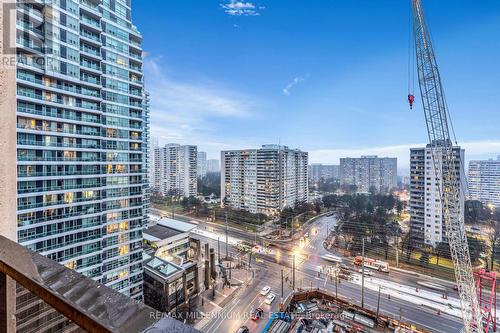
(144, 256, 184, 279)
(143, 218, 197, 242)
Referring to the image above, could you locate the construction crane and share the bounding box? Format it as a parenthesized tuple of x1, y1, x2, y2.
(409, 0, 483, 332)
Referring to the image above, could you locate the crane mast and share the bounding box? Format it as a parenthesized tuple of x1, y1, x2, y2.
(410, 0, 482, 331)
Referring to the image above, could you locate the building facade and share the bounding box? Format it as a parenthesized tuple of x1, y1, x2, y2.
(197, 151, 207, 178)
(221, 145, 308, 216)
(152, 144, 197, 197)
(468, 156, 500, 208)
(143, 218, 199, 314)
(207, 159, 220, 173)
(409, 145, 465, 247)
(308, 164, 340, 183)
(15, 0, 147, 301)
(339, 156, 397, 193)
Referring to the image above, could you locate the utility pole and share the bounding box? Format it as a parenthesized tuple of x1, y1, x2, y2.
(376, 286, 381, 316)
(395, 235, 399, 268)
(361, 237, 365, 309)
(281, 268, 284, 298)
(335, 274, 338, 299)
(292, 254, 296, 291)
(171, 198, 175, 218)
(225, 211, 228, 259)
(217, 237, 221, 263)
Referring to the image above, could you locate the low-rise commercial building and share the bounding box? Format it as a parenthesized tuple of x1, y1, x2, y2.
(143, 218, 200, 313)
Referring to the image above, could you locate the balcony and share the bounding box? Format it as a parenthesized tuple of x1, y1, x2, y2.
(0, 235, 200, 333)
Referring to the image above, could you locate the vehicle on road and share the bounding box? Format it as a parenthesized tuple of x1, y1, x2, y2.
(353, 256, 389, 272)
(265, 293, 276, 305)
(358, 268, 373, 276)
(260, 286, 271, 296)
(236, 326, 250, 333)
(250, 307, 264, 321)
(340, 263, 350, 270)
(322, 254, 343, 263)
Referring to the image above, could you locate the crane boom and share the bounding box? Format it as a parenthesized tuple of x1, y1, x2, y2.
(411, 1, 482, 331)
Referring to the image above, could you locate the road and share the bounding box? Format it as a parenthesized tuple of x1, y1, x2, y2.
(168, 213, 466, 333)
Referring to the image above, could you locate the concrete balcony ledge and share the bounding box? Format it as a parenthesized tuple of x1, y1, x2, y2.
(0, 235, 199, 333)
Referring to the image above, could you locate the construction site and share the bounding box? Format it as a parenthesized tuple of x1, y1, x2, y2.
(261, 289, 429, 333)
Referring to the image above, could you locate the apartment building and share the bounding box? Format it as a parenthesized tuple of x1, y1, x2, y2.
(409, 145, 464, 247)
(15, 0, 148, 302)
(339, 156, 397, 193)
(207, 159, 220, 173)
(309, 164, 340, 183)
(468, 156, 500, 208)
(152, 144, 197, 197)
(197, 151, 207, 178)
(221, 145, 308, 216)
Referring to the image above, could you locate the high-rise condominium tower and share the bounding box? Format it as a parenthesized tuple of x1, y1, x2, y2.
(197, 151, 207, 178)
(207, 159, 220, 173)
(339, 156, 397, 193)
(409, 145, 464, 247)
(221, 145, 308, 216)
(468, 156, 500, 208)
(152, 144, 197, 197)
(15, 0, 148, 301)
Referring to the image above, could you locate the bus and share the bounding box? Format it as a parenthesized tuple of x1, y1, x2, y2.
(322, 254, 343, 263)
(353, 256, 389, 273)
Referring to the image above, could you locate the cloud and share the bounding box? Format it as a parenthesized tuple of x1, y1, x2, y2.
(220, 1, 263, 16)
(308, 140, 500, 174)
(283, 75, 307, 96)
(144, 57, 257, 157)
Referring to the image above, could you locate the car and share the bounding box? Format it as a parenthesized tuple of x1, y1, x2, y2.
(358, 268, 373, 276)
(236, 326, 250, 333)
(250, 307, 264, 321)
(265, 293, 276, 305)
(340, 263, 350, 270)
(260, 286, 271, 296)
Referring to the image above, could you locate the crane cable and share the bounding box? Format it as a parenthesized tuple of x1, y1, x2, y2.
(407, 0, 414, 96)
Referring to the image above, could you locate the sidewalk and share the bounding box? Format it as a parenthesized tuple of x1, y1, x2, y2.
(192, 263, 254, 331)
(390, 266, 456, 287)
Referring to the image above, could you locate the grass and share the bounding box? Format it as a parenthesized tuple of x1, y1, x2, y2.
(410, 252, 455, 269)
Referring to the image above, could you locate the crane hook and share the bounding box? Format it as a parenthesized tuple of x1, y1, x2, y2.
(408, 94, 415, 110)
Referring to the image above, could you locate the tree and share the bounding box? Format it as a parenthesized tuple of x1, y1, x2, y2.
(467, 236, 487, 263)
(434, 242, 451, 266)
(181, 196, 202, 210)
(401, 232, 416, 262)
(488, 219, 500, 270)
(396, 200, 404, 216)
(197, 172, 221, 197)
(419, 251, 430, 267)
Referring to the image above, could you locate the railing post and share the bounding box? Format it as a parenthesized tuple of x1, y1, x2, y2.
(0, 271, 16, 333)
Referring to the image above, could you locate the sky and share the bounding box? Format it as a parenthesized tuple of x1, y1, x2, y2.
(132, 0, 500, 175)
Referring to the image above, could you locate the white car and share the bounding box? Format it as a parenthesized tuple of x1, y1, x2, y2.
(260, 286, 271, 296)
(358, 268, 373, 276)
(265, 293, 276, 305)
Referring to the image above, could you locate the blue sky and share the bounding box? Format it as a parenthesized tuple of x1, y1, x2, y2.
(133, 0, 500, 174)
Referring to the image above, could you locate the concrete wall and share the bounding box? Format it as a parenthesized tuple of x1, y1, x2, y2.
(0, 1, 17, 331)
(0, 0, 17, 242)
